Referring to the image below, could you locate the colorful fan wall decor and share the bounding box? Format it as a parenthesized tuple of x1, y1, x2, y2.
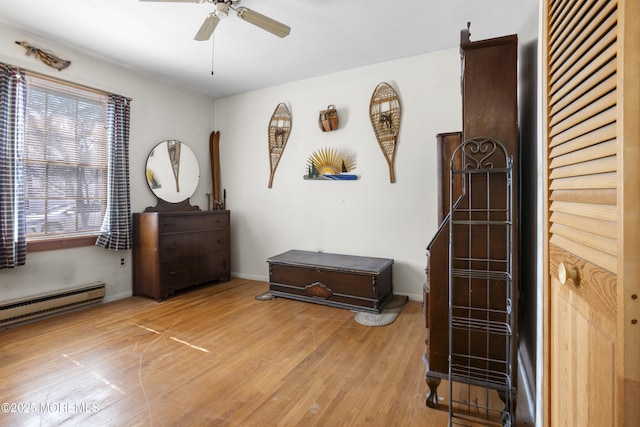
(304, 147, 357, 180)
(369, 82, 401, 183)
(267, 103, 292, 188)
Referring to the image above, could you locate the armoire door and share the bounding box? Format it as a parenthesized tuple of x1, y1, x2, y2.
(542, 0, 640, 425)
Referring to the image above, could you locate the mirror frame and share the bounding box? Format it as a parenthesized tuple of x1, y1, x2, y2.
(144, 139, 200, 212)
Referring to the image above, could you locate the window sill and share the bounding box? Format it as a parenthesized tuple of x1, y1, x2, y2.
(27, 235, 98, 252)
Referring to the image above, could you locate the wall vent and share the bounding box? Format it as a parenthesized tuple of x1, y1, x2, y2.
(0, 282, 105, 328)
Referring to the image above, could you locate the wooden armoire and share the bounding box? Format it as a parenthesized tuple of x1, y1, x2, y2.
(423, 31, 519, 411)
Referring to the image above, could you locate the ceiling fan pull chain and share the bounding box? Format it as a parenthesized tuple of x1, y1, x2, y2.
(211, 33, 215, 75)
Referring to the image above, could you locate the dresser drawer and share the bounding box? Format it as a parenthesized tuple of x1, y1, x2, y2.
(158, 211, 229, 234)
(200, 251, 230, 280)
(206, 230, 230, 253)
(158, 234, 192, 261)
(161, 259, 194, 288)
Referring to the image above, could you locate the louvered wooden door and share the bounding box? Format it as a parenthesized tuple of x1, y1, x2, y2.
(542, 0, 640, 425)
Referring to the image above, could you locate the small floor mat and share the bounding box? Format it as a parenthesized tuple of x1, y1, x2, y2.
(354, 295, 408, 327)
(255, 291, 275, 301)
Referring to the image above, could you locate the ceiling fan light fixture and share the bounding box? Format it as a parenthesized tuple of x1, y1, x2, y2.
(215, 2, 229, 17)
(236, 7, 290, 38)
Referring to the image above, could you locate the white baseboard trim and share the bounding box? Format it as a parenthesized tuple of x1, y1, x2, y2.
(400, 292, 423, 302)
(231, 272, 269, 282)
(104, 290, 133, 304)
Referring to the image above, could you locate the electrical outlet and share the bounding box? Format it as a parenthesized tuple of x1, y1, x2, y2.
(120, 257, 125, 267)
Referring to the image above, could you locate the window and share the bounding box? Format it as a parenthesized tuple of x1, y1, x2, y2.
(24, 75, 108, 242)
(1, 62, 130, 263)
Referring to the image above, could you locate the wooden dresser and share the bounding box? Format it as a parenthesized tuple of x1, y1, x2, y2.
(132, 210, 230, 300)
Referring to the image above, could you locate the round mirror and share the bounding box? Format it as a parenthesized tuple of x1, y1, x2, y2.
(145, 140, 199, 204)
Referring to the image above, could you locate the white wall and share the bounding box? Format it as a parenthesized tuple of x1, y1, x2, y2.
(215, 49, 462, 300)
(0, 23, 215, 303)
(0, 24, 463, 303)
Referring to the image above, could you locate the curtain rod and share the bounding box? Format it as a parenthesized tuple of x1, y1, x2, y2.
(3, 60, 132, 102)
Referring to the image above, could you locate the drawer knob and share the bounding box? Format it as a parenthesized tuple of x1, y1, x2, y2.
(558, 262, 578, 285)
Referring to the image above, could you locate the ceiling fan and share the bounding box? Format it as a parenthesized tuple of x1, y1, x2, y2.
(140, 0, 291, 40)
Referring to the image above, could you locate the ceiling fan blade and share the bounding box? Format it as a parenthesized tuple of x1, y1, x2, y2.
(236, 7, 290, 38)
(195, 14, 221, 41)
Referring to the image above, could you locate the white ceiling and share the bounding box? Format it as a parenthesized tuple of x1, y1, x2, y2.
(0, 0, 537, 99)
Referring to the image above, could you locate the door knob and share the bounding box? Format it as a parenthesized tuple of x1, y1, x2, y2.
(558, 262, 578, 285)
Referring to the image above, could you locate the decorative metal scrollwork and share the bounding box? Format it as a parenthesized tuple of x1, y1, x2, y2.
(451, 137, 510, 171)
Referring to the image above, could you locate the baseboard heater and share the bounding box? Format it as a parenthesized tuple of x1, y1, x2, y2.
(0, 282, 105, 327)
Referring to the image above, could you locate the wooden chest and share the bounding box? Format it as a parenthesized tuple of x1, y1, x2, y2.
(267, 250, 394, 313)
(133, 210, 230, 300)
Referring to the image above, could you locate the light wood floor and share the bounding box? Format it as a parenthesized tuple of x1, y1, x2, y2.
(0, 279, 531, 426)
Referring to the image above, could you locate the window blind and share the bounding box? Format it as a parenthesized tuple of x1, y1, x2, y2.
(24, 74, 108, 238)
